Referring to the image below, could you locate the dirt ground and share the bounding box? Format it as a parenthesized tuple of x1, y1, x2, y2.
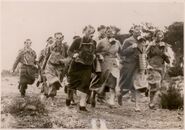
(1, 76, 184, 129)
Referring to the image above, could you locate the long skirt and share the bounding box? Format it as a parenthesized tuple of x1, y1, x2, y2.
(119, 62, 138, 92)
(67, 60, 92, 94)
(90, 57, 119, 93)
(44, 64, 64, 97)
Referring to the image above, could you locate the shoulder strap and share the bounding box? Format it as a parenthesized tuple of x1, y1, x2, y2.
(78, 37, 83, 49)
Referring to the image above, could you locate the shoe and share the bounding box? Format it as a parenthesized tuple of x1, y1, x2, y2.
(79, 106, 88, 112)
(149, 103, 155, 109)
(71, 100, 77, 105)
(108, 104, 117, 109)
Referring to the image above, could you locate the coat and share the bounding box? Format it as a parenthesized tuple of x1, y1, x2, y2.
(67, 36, 96, 93)
(91, 38, 121, 92)
(147, 42, 170, 76)
(118, 36, 140, 91)
(44, 41, 69, 88)
(12, 47, 38, 85)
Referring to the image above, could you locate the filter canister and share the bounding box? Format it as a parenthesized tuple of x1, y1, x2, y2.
(139, 54, 147, 70)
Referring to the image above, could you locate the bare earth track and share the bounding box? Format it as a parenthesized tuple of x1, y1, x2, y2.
(1, 76, 184, 129)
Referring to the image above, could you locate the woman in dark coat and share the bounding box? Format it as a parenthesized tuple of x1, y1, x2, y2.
(66, 25, 96, 111)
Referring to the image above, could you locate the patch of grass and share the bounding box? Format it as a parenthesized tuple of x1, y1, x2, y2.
(160, 84, 183, 110)
(3, 96, 47, 116)
(167, 66, 183, 77)
(2, 96, 53, 128)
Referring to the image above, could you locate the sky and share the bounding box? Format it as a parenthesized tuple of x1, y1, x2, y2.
(1, 0, 184, 70)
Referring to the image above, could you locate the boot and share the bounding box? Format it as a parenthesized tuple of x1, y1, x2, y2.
(107, 89, 116, 108)
(21, 89, 25, 97)
(90, 91, 96, 108)
(36, 81, 40, 87)
(70, 90, 77, 105)
(149, 91, 156, 109)
(66, 89, 75, 106)
(79, 106, 88, 112)
(66, 99, 71, 106)
(64, 85, 68, 93)
(79, 91, 88, 112)
(20, 84, 27, 97)
(117, 94, 122, 106)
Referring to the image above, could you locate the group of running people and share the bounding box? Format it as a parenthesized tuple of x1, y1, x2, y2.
(12, 24, 171, 112)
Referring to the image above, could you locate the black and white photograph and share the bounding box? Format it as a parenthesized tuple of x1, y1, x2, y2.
(1, 0, 184, 129)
